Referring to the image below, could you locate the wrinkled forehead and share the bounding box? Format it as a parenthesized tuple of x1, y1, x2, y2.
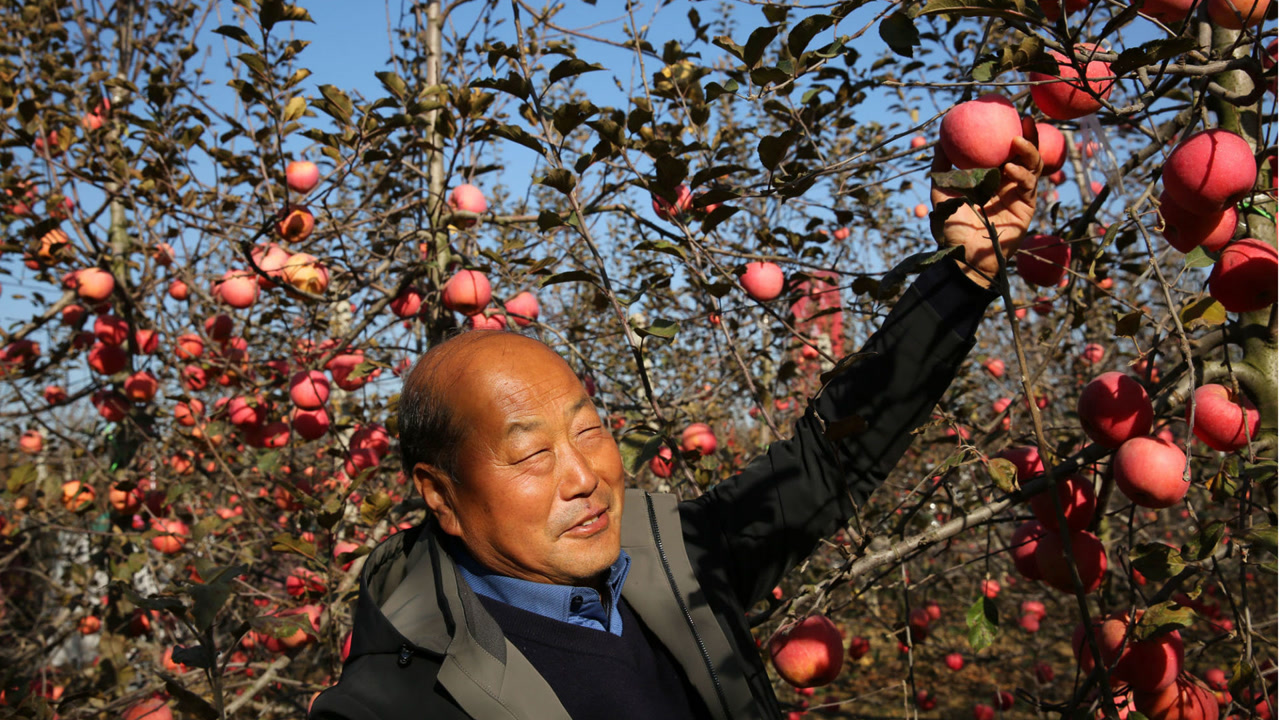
(424, 332, 583, 422)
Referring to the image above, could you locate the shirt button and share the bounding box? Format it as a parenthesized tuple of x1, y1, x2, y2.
(570, 596, 583, 612)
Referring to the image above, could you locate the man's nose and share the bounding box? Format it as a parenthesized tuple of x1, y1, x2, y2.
(558, 444, 600, 500)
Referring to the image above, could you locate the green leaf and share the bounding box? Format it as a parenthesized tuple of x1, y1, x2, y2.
(618, 432, 664, 475)
(540, 270, 598, 288)
(1112, 38, 1196, 77)
(316, 84, 353, 123)
(930, 168, 1001, 203)
(375, 71, 407, 99)
(917, 0, 1046, 22)
(757, 132, 796, 171)
(162, 676, 219, 720)
(549, 58, 604, 85)
(1241, 526, 1278, 555)
(188, 564, 245, 632)
(171, 644, 216, 669)
(712, 36, 745, 62)
(787, 14, 834, 57)
(966, 596, 999, 652)
(1114, 310, 1144, 338)
(271, 532, 317, 560)
(633, 318, 680, 340)
(282, 95, 306, 122)
(743, 25, 780, 69)
(1133, 601, 1196, 641)
(258, 0, 313, 31)
(1183, 246, 1214, 269)
(1179, 298, 1227, 328)
(491, 124, 546, 154)
(879, 247, 962, 297)
(360, 491, 394, 526)
(1131, 542, 1185, 581)
(988, 458, 1018, 493)
(1184, 521, 1226, 561)
(537, 210, 565, 231)
(879, 12, 920, 59)
(539, 168, 577, 195)
(212, 25, 257, 48)
(6, 463, 36, 493)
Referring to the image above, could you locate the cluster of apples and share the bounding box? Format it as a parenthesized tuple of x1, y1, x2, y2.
(648, 422, 719, 478)
(439, 268, 541, 330)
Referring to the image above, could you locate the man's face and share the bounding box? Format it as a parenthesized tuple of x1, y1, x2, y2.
(418, 336, 625, 588)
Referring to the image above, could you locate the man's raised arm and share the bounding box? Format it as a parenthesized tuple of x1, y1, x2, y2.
(678, 136, 1043, 609)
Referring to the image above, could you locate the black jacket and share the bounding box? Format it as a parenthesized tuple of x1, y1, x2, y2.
(308, 261, 996, 719)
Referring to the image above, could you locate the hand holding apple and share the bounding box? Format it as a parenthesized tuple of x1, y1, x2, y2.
(931, 134, 1043, 289)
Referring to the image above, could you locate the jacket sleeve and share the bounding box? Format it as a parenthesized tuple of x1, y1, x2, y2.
(678, 259, 998, 610)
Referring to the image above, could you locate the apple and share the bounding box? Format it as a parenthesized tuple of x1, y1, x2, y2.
(1160, 191, 1237, 253)
(276, 204, 315, 243)
(911, 135, 927, 149)
(997, 446, 1045, 481)
(286, 160, 320, 193)
(1081, 343, 1105, 365)
(175, 334, 204, 360)
(204, 314, 234, 341)
(652, 184, 693, 221)
(908, 607, 931, 642)
(973, 704, 996, 720)
(1021, 600, 1047, 620)
(134, 328, 159, 354)
(123, 696, 173, 720)
(1114, 435, 1190, 508)
(391, 287, 423, 318)
(649, 445, 674, 478)
(61, 304, 86, 327)
(282, 253, 330, 294)
(43, 385, 67, 405)
(286, 567, 326, 597)
(153, 243, 175, 267)
(1208, 0, 1271, 27)
(19, 430, 42, 454)
(680, 422, 718, 455)
(982, 579, 1001, 598)
(1134, 675, 1219, 720)
(291, 407, 331, 441)
(61, 480, 97, 512)
(1030, 473, 1097, 532)
(1010, 520, 1047, 580)
(1131, 0, 1196, 26)
(768, 615, 845, 688)
(1039, 0, 1090, 20)
(994, 691, 1015, 711)
(88, 342, 127, 375)
(1016, 234, 1071, 286)
(1035, 662, 1055, 684)
(217, 270, 259, 308)
(916, 690, 937, 710)
(70, 267, 115, 301)
(94, 315, 128, 345)
(1034, 123, 1068, 174)
(124, 371, 159, 403)
(1029, 48, 1114, 120)
(442, 269, 492, 315)
(1187, 384, 1261, 451)
(469, 312, 507, 330)
(946, 653, 965, 671)
(168, 279, 189, 301)
(251, 243, 292, 287)
(449, 183, 488, 227)
(847, 635, 870, 660)
(939, 94, 1022, 169)
(1078, 371, 1154, 448)
(151, 518, 189, 554)
(290, 370, 330, 409)
(1162, 130, 1258, 211)
(740, 261, 785, 301)
(833, 227, 851, 240)
(1034, 529, 1107, 593)
(1208, 238, 1277, 313)
(93, 390, 129, 421)
(913, 204, 928, 218)
(504, 291, 540, 326)
(226, 396, 267, 428)
(328, 352, 373, 391)
(174, 399, 204, 427)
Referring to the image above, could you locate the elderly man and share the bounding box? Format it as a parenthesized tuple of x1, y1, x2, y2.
(309, 137, 1042, 720)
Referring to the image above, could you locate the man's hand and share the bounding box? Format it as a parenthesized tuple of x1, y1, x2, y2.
(931, 135, 1044, 289)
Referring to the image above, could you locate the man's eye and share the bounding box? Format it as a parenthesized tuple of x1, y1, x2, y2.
(578, 425, 603, 436)
(517, 449, 549, 463)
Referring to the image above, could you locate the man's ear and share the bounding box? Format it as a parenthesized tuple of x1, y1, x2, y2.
(413, 463, 462, 538)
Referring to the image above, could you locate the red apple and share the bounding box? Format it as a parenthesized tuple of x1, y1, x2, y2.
(175, 333, 204, 360)
(290, 370, 330, 409)
(1134, 0, 1196, 22)
(649, 445, 674, 478)
(652, 184, 693, 221)
(740, 261, 785, 301)
(94, 315, 128, 345)
(133, 328, 159, 354)
(503, 291, 540, 326)
(204, 314, 234, 341)
(1208, 0, 1270, 27)
(1160, 191, 1237, 253)
(1030, 48, 1114, 120)
(391, 288, 423, 318)
(1114, 435, 1189, 508)
(70, 267, 115, 302)
(174, 399, 204, 427)
(124, 371, 159, 403)
(1039, 0, 1091, 20)
(282, 253, 329, 294)
(1016, 234, 1071, 287)
(469, 312, 507, 330)
(1010, 520, 1048, 580)
(768, 615, 845, 688)
(43, 385, 67, 405)
(19, 430, 42, 454)
(449, 183, 488, 227)
(123, 696, 173, 720)
(913, 203, 928, 218)
(1208, 238, 1277, 313)
(1162, 130, 1258, 211)
(286, 160, 320, 193)
(1078, 371, 1154, 448)
(217, 270, 259, 308)
(1135, 675, 1219, 720)
(88, 342, 127, 375)
(982, 579, 1001, 598)
(1187, 383, 1261, 451)
(291, 407, 331, 441)
(680, 423, 718, 455)
(973, 704, 996, 720)
(997, 446, 1045, 481)
(984, 358, 1005, 378)
(1081, 343, 1105, 365)
(847, 635, 870, 660)
(946, 653, 965, 671)
(168, 279, 189, 301)
(442, 269, 492, 315)
(1035, 529, 1107, 593)
(1030, 473, 1097, 533)
(276, 204, 315, 243)
(939, 94, 1022, 169)
(1037, 123, 1068, 173)
(151, 518, 189, 554)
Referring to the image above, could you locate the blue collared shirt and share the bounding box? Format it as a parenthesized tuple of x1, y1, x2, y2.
(449, 540, 632, 637)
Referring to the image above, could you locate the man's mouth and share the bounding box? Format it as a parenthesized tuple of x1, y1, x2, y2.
(564, 507, 609, 536)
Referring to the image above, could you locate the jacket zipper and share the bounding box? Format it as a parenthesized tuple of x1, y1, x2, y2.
(645, 492, 732, 720)
(397, 644, 413, 667)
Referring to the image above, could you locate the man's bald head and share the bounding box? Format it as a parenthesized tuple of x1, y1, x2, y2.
(398, 330, 572, 485)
